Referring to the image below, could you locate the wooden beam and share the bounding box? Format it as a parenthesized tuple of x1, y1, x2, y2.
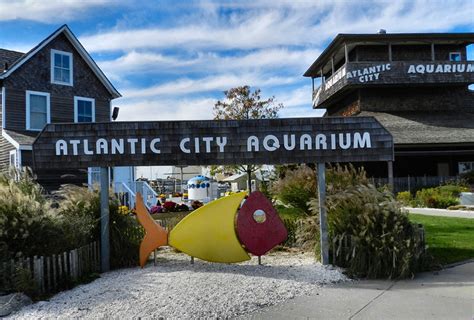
(344, 43, 349, 63)
(388, 43, 392, 62)
(331, 57, 335, 74)
(100, 167, 110, 272)
(317, 163, 329, 265)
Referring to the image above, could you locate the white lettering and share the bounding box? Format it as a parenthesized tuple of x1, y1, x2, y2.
(96, 138, 108, 154)
(416, 65, 425, 74)
(247, 136, 259, 152)
(216, 137, 227, 152)
(408, 65, 416, 73)
(194, 137, 200, 153)
(283, 134, 295, 150)
(315, 134, 327, 150)
(354, 132, 372, 148)
(56, 139, 68, 155)
(338, 133, 351, 149)
(127, 138, 138, 154)
(141, 138, 146, 154)
(299, 134, 312, 150)
(70, 140, 80, 155)
(263, 135, 280, 151)
(180, 138, 190, 153)
(202, 137, 213, 153)
(83, 139, 93, 155)
(150, 138, 160, 154)
(330, 134, 336, 150)
(111, 139, 124, 154)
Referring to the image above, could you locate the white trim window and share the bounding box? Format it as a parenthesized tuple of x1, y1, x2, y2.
(9, 150, 18, 168)
(51, 49, 73, 86)
(449, 52, 461, 62)
(26, 90, 50, 131)
(74, 96, 95, 123)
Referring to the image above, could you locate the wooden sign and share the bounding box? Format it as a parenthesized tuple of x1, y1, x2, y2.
(32, 117, 393, 169)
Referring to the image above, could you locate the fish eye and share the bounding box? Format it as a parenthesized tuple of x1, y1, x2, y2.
(253, 209, 266, 223)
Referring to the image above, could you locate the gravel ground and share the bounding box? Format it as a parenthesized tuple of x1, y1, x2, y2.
(7, 249, 347, 319)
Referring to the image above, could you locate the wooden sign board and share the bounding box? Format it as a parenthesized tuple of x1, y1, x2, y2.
(32, 117, 393, 169)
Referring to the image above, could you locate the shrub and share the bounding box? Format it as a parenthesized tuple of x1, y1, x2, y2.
(396, 191, 412, 206)
(460, 170, 474, 184)
(55, 185, 144, 269)
(271, 165, 316, 213)
(412, 184, 465, 208)
(321, 184, 424, 279)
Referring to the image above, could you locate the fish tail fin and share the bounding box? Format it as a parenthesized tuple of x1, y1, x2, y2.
(135, 193, 168, 268)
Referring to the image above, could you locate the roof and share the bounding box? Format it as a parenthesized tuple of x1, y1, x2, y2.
(0, 49, 24, 72)
(0, 25, 121, 99)
(304, 32, 474, 77)
(2, 129, 37, 149)
(357, 110, 474, 145)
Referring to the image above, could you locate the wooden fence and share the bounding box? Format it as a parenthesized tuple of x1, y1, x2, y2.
(1, 241, 100, 295)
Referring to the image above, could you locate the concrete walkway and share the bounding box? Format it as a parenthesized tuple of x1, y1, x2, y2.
(405, 207, 474, 219)
(241, 262, 474, 320)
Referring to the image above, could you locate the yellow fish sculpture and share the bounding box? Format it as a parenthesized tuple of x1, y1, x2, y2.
(136, 191, 287, 267)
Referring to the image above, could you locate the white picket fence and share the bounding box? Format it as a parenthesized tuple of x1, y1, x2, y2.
(1, 241, 100, 295)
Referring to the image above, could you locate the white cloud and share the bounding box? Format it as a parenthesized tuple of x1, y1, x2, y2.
(0, 0, 116, 22)
(81, 0, 474, 53)
(120, 73, 298, 99)
(97, 48, 319, 79)
(115, 97, 217, 121)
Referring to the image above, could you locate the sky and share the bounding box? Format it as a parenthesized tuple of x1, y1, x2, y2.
(0, 0, 473, 123)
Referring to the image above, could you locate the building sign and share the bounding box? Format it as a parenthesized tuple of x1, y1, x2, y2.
(346, 63, 391, 83)
(407, 63, 474, 74)
(33, 117, 394, 169)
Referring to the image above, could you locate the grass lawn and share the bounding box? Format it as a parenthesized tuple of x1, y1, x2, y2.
(409, 214, 474, 265)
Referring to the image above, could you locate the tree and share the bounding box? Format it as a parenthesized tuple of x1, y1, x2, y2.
(212, 86, 283, 191)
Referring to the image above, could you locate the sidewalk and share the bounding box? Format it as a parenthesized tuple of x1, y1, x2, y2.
(405, 207, 474, 219)
(240, 262, 474, 320)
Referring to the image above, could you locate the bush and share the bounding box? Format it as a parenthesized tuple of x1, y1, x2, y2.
(322, 184, 424, 279)
(396, 191, 412, 206)
(271, 165, 315, 212)
(0, 168, 67, 259)
(460, 170, 474, 184)
(55, 185, 144, 269)
(412, 184, 467, 208)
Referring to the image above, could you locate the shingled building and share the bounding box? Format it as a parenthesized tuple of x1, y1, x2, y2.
(304, 32, 474, 180)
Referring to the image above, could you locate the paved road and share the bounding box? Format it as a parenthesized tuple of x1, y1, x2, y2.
(240, 262, 474, 320)
(405, 207, 474, 219)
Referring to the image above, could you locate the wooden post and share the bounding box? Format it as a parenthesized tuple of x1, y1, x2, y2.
(100, 167, 110, 272)
(344, 43, 349, 63)
(317, 163, 329, 265)
(190, 256, 194, 265)
(388, 161, 394, 191)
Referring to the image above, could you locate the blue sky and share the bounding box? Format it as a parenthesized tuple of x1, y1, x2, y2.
(0, 0, 473, 122)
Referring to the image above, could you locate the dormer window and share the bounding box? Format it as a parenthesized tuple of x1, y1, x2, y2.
(51, 49, 73, 85)
(449, 52, 461, 62)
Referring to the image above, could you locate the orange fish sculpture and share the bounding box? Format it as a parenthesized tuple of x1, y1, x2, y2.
(135, 191, 287, 267)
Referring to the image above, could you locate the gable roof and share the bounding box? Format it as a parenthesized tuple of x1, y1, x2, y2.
(0, 49, 25, 72)
(0, 25, 121, 99)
